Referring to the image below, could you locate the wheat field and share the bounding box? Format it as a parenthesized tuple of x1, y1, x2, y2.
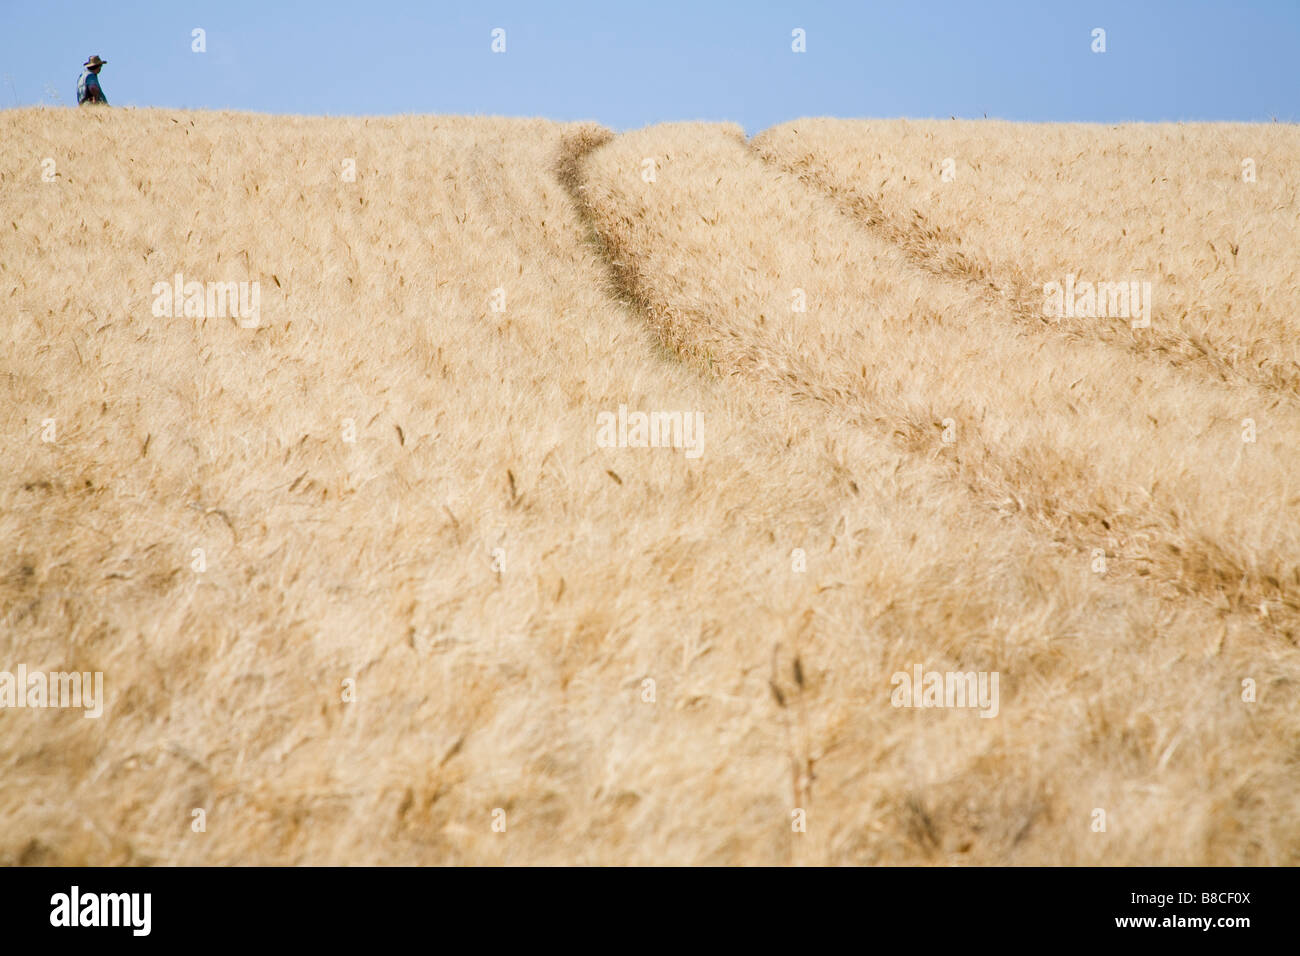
(1, 107, 1297, 865)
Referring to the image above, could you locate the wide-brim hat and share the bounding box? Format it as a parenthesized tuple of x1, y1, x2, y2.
(84, 55, 107, 68)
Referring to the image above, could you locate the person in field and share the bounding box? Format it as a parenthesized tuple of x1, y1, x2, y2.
(77, 55, 108, 106)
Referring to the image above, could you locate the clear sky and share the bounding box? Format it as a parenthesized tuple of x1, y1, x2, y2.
(2, 0, 1297, 131)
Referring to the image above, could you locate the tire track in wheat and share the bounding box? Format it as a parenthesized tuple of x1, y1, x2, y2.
(751, 124, 1300, 402)
(569, 123, 1300, 643)
(554, 123, 1300, 864)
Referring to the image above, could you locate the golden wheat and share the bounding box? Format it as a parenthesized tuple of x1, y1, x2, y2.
(1, 108, 1296, 865)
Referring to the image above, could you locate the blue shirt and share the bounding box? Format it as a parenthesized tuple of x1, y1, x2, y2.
(77, 70, 107, 105)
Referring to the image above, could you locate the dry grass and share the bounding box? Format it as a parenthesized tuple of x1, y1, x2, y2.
(1, 107, 1297, 865)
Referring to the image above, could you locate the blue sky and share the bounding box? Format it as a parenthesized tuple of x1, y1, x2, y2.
(2, 0, 1297, 131)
